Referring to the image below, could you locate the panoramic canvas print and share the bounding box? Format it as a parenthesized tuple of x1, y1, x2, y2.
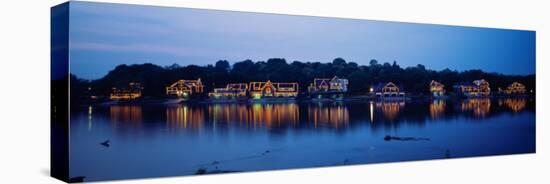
(51, 1, 536, 182)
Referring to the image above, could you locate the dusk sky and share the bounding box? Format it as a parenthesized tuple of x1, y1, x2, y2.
(69, 1, 536, 80)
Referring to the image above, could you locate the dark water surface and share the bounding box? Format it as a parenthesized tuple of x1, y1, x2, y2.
(69, 98, 535, 181)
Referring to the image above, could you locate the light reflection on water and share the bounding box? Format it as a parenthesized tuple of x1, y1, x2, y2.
(166, 105, 204, 129)
(499, 98, 527, 112)
(307, 103, 349, 129)
(460, 98, 491, 117)
(70, 98, 535, 181)
(430, 99, 445, 119)
(376, 101, 405, 121)
(90, 98, 533, 131)
(109, 105, 143, 125)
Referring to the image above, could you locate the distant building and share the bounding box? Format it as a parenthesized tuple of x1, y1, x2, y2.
(249, 80, 299, 99)
(429, 80, 446, 97)
(166, 79, 204, 98)
(373, 82, 405, 97)
(307, 76, 348, 93)
(453, 79, 490, 97)
(110, 82, 143, 100)
(500, 82, 526, 95)
(208, 83, 248, 98)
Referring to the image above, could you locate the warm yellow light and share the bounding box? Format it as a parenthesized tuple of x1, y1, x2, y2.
(369, 101, 374, 123)
(253, 93, 262, 99)
(88, 106, 93, 115)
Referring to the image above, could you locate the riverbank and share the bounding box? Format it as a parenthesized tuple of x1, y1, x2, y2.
(74, 93, 534, 106)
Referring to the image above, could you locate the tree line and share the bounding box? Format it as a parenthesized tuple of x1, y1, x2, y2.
(70, 58, 535, 98)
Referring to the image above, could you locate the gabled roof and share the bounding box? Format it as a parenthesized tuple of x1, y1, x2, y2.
(313, 76, 347, 88)
(473, 79, 489, 86)
(454, 79, 489, 88)
(261, 80, 275, 90)
(508, 82, 525, 88)
(373, 82, 403, 92)
(169, 79, 202, 88)
(430, 80, 444, 87)
(313, 78, 330, 88)
(249, 81, 298, 92)
(249, 80, 274, 91)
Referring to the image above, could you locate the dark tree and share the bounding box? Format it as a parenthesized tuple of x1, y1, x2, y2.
(369, 59, 379, 66)
(215, 60, 230, 72)
(70, 58, 535, 98)
(332, 57, 347, 65)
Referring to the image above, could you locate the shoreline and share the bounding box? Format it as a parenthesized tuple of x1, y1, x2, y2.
(74, 94, 534, 106)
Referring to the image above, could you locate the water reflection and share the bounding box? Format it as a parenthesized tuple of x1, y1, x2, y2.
(110, 106, 143, 125)
(101, 98, 533, 131)
(375, 101, 405, 121)
(88, 105, 93, 131)
(307, 103, 349, 128)
(369, 102, 374, 123)
(207, 104, 248, 127)
(73, 99, 535, 182)
(164, 104, 304, 129)
(166, 105, 204, 129)
(498, 98, 527, 112)
(165, 103, 350, 129)
(460, 98, 491, 117)
(430, 100, 446, 119)
(249, 103, 299, 128)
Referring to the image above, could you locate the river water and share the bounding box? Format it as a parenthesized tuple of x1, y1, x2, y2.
(69, 98, 535, 181)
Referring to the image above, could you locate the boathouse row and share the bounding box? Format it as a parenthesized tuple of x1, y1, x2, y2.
(109, 82, 143, 100)
(372, 82, 405, 97)
(430, 80, 445, 97)
(453, 79, 491, 97)
(108, 77, 528, 100)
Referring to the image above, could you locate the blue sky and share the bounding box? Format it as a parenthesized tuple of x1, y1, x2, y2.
(69, 1, 536, 80)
